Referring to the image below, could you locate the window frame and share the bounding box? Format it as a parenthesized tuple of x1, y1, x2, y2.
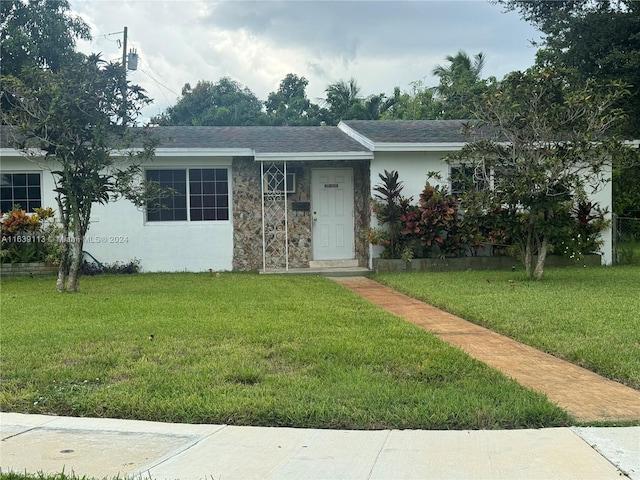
(449, 164, 490, 197)
(0, 171, 43, 213)
(144, 167, 230, 223)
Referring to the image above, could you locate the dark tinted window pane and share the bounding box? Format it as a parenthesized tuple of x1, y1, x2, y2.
(201, 209, 216, 221)
(190, 182, 202, 194)
(202, 169, 215, 182)
(203, 195, 215, 208)
(217, 195, 228, 208)
(158, 170, 173, 182)
(203, 182, 214, 195)
(12, 174, 26, 186)
(189, 169, 202, 181)
(174, 194, 187, 210)
(13, 187, 27, 200)
(217, 209, 229, 221)
(27, 173, 40, 186)
(190, 209, 203, 221)
(28, 186, 41, 198)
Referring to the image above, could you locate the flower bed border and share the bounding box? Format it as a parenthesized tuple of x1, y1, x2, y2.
(0, 262, 58, 277)
(372, 255, 602, 273)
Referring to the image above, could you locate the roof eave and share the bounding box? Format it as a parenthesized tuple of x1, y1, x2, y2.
(254, 151, 373, 162)
(372, 143, 466, 152)
(147, 147, 255, 157)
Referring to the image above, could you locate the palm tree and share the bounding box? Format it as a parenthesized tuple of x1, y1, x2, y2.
(323, 78, 364, 123)
(432, 50, 486, 85)
(431, 51, 487, 119)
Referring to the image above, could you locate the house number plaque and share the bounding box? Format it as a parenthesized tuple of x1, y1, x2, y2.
(324, 183, 339, 188)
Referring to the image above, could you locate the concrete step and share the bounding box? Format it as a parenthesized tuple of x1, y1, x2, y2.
(308, 259, 359, 269)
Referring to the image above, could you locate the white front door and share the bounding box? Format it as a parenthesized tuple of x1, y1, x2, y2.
(312, 168, 355, 260)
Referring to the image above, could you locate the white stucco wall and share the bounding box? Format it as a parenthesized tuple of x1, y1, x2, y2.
(1, 151, 234, 272)
(369, 151, 449, 265)
(586, 165, 613, 265)
(369, 150, 614, 265)
(370, 151, 450, 202)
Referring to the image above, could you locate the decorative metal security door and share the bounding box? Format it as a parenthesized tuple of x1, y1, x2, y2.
(261, 162, 290, 270)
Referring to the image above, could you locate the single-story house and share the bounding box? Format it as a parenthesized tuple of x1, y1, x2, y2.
(0, 120, 614, 271)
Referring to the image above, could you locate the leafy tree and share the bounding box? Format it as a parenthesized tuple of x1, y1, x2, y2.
(382, 82, 440, 120)
(265, 73, 325, 125)
(323, 78, 393, 124)
(432, 50, 489, 119)
(153, 77, 267, 126)
(0, 0, 90, 76)
(2, 55, 157, 292)
(497, 0, 640, 138)
(447, 66, 633, 280)
(613, 158, 640, 218)
(323, 78, 364, 123)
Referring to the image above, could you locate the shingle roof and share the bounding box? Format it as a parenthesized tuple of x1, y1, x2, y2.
(341, 120, 483, 144)
(1, 125, 371, 153)
(151, 126, 371, 153)
(1, 122, 490, 153)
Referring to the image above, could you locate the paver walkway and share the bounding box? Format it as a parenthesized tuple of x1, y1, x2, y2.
(332, 276, 640, 423)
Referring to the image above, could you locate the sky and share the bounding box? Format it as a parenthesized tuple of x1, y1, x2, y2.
(71, 0, 543, 122)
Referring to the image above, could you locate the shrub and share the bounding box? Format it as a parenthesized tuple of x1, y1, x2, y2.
(81, 258, 141, 275)
(0, 206, 62, 264)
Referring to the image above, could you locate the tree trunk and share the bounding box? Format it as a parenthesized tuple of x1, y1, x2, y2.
(55, 196, 69, 292)
(523, 216, 536, 279)
(66, 216, 84, 293)
(56, 244, 69, 292)
(523, 241, 533, 279)
(533, 236, 548, 280)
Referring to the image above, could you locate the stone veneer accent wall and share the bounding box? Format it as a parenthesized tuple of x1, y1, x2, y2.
(232, 157, 370, 271)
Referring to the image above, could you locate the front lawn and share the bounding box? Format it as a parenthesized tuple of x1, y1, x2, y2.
(374, 266, 640, 389)
(0, 273, 570, 429)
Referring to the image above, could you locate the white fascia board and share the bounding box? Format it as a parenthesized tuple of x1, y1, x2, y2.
(254, 151, 373, 162)
(114, 147, 255, 157)
(372, 142, 466, 152)
(0, 148, 47, 157)
(1, 148, 23, 157)
(337, 122, 375, 150)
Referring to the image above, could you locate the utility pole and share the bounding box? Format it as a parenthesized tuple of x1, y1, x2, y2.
(121, 26, 128, 126)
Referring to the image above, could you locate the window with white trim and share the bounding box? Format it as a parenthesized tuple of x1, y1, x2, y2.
(145, 168, 229, 222)
(450, 165, 489, 197)
(1, 173, 42, 213)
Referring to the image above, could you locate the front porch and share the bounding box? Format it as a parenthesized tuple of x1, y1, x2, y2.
(232, 157, 371, 272)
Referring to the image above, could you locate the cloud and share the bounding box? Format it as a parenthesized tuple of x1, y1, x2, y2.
(70, 0, 541, 121)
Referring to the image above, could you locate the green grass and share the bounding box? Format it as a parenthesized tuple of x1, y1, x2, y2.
(374, 265, 640, 389)
(617, 241, 640, 265)
(0, 273, 570, 430)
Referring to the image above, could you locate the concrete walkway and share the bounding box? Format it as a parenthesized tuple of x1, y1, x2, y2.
(1, 413, 639, 479)
(332, 276, 640, 423)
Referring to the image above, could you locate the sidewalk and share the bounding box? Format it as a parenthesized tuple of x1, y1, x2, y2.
(1, 412, 638, 479)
